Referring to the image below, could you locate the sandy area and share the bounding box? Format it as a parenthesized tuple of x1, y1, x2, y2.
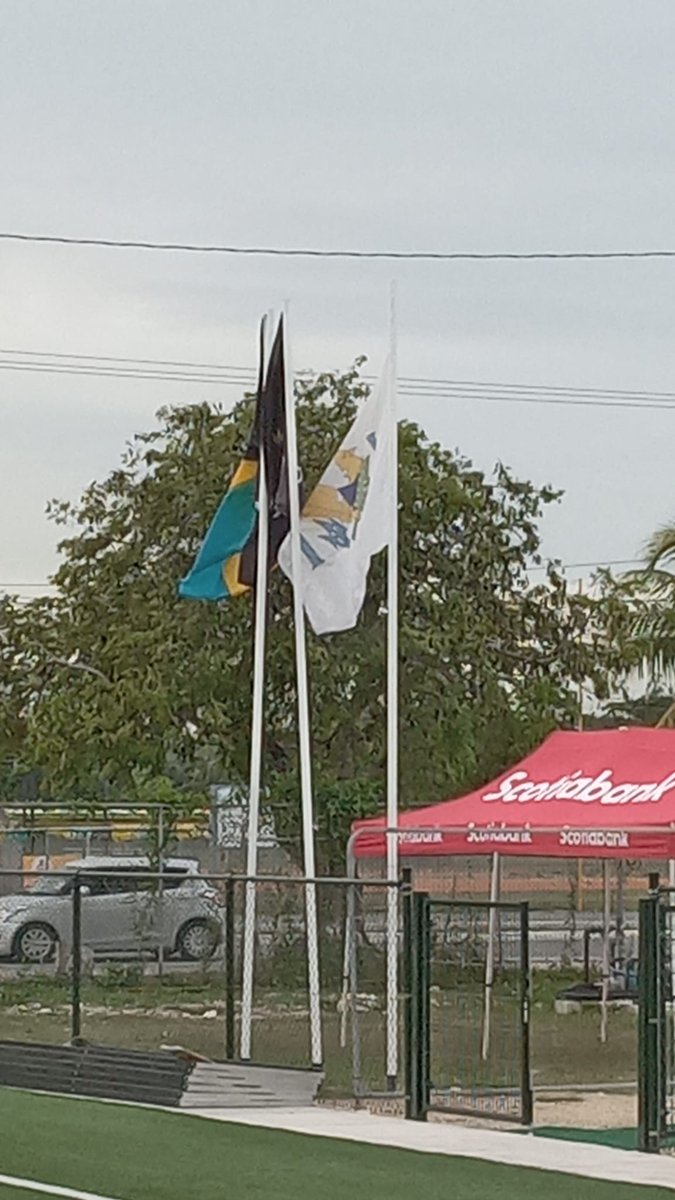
(534, 1091, 636, 1129)
(323, 1088, 638, 1131)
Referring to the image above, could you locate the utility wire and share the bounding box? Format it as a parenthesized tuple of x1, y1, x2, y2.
(2, 356, 675, 412)
(3, 230, 675, 261)
(0, 361, 253, 386)
(0, 347, 256, 374)
(527, 558, 642, 573)
(3, 346, 675, 400)
(0, 557, 645, 591)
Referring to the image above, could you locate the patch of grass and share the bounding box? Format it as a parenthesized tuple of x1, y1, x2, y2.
(0, 974, 225, 1010)
(0, 968, 639, 1096)
(0, 1188, 73, 1199)
(0, 1090, 669, 1200)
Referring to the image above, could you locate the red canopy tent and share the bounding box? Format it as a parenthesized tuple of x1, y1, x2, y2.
(353, 728, 675, 860)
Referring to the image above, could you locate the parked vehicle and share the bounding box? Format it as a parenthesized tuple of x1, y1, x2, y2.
(0, 856, 223, 964)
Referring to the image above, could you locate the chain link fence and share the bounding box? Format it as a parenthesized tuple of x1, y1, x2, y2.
(358, 848, 648, 1103)
(0, 797, 337, 883)
(0, 807, 660, 1118)
(407, 894, 532, 1123)
(0, 864, 403, 1101)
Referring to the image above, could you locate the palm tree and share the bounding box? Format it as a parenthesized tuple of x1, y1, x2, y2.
(629, 522, 675, 726)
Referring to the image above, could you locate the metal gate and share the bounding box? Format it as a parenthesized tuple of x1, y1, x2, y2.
(638, 879, 675, 1152)
(406, 893, 532, 1124)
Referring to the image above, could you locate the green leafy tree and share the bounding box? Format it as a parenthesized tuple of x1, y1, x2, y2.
(0, 365, 629, 870)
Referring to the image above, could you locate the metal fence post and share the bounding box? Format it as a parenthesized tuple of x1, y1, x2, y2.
(519, 901, 533, 1126)
(71, 874, 82, 1043)
(407, 889, 421, 1119)
(224, 876, 236, 1061)
(349, 879, 363, 1097)
(638, 891, 662, 1152)
(407, 890, 429, 1121)
(157, 804, 165, 980)
(422, 895, 431, 1116)
(401, 870, 413, 1118)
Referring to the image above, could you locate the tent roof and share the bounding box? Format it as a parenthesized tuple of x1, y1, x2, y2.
(353, 728, 675, 859)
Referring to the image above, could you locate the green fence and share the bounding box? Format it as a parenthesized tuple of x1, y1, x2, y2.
(406, 892, 532, 1124)
(638, 877, 675, 1152)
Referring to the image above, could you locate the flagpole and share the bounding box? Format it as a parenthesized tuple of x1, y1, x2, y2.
(282, 303, 323, 1068)
(240, 312, 273, 1061)
(385, 281, 399, 1089)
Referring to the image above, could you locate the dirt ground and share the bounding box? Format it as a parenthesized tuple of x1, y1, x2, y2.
(326, 1088, 638, 1132)
(534, 1091, 637, 1129)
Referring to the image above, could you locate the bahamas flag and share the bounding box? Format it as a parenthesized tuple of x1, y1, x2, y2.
(179, 317, 289, 601)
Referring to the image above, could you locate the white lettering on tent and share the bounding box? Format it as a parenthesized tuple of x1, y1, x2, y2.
(399, 831, 443, 845)
(483, 769, 675, 806)
(466, 823, 533, 846)
(559, 828, 630, 849)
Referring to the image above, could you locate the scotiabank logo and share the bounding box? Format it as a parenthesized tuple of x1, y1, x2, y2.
(483, 768, 675, 806)
(559, 829, 629, 848)
(466, 823, 533, 846)
(399, 831, 443, 846)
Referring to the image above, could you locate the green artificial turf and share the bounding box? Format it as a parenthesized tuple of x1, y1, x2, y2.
(0, 1090, 669, 1200)
(0, 1191, 65, 1199)
(533, 1126, 637, 1150)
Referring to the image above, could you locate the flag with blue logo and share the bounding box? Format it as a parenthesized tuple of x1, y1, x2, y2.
(179, 318, 289, 602)
(278, 360, 394, 634)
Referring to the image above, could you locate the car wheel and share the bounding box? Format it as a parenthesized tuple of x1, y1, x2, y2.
(176, 918, 219, 961)
(15, 922, 58, 964)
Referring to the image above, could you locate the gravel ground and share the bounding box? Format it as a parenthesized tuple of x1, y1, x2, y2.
(324, 1089, 639, 1132)
(535, 1091, 637, 1129)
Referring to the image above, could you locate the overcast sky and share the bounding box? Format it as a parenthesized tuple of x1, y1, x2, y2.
(1, 0, 674, 596)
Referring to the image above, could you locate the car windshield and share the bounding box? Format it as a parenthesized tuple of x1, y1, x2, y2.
(28, 875, 70, 895)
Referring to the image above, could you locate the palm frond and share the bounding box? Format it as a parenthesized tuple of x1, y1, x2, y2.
(645, 522, 675, 571)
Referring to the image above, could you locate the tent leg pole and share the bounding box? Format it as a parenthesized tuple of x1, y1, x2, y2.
(600, 859, 611, 1045)
(662, 859, 667, 998)
(481, 852, 499, 1062)
(615, 859, 625, 969)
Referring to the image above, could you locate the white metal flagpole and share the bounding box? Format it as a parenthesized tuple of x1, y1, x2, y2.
(282, 304, 323, 1067)
(385, 282, 399, 1088)
(240, 313, 273, 1061)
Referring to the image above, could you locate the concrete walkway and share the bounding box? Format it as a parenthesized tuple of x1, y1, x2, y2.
(187, 1106, 675, 1193)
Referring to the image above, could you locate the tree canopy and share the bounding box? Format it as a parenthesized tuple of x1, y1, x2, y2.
(0, 364, 631, 868)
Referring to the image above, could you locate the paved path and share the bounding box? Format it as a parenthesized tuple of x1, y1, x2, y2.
(187, 1106, 675, 1192)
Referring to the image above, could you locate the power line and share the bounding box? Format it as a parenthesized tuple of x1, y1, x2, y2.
(3, 229, 675, 261)
(409, 390, 675, 413)
(401, 376, 675, 401)
(2, 355, 675, 412)
(0, 361, 253, 386)
(527, 558, 642, 573)
(0, 557, 644, 592)
(4, 344, 675, 400)
(0, 347, 254, 374)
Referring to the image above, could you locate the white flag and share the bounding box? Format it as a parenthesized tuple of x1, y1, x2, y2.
(279, 360, 394, 635)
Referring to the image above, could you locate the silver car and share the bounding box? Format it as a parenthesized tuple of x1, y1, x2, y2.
(0, 856, 223, 964)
